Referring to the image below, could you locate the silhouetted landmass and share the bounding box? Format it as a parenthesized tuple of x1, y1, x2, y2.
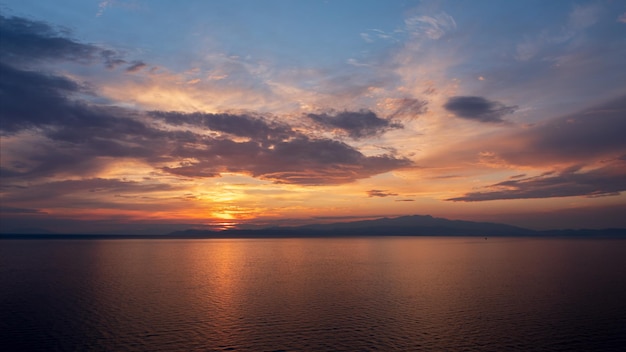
(3, 215, 625, 239)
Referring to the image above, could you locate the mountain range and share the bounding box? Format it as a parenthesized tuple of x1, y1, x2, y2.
(168, 215, 626, 238)
(2, 215, 625, 238)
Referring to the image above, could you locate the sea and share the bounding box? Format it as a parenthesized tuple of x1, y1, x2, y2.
(1, 237, 625, 351)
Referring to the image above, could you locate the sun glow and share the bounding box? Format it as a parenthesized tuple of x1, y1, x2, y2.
(2, 1, 624, 235)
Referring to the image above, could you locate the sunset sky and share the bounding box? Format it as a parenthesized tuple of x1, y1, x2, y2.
(1, 0, 625, 234)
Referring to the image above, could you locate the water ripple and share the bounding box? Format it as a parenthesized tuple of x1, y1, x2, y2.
(1, 238, 625, 351)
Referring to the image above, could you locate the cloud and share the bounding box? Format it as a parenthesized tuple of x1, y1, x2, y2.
(619, 13, 626, 23)
(498, 95, 626, 166)
(0, 13, 99, 65)
(307, 110, 402, 139)
(418, 95, 626, 177)
(0, 65, 177, 178)
(1, 178, 179, 203)
(388, 98, 428, 119)
(0, 206, 46, 214)
(360, 32, 374, 43)
(443, 96, 517, 123)
(515, 3, 602, 61)
(360, 29, 399, 44)
(0, 61, 179, 177)
(0, 13, 139, 71)
(568, 3, 601, 31)
(405, 12, 457, 40)
(150, 111, 293, 142)
(367, 190, 398, 197)
(162, 137, 412, 185)
(346, 58, 371, 67)
(0, 62, 84, 131)
(0, 60, 411, 185)
(97, 0, 112, 17)
(126, 60, 147, 73)
(101, 49, 127, 69)
(448, 160, 626, 201)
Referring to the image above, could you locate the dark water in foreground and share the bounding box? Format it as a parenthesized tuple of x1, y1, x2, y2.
(1, 237, 625, 351)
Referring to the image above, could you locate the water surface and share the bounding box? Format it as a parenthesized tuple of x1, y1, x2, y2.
(1, 237, 625, 351)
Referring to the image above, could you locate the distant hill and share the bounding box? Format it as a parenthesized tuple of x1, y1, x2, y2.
(167, 215, 626, 238)
(3, 215, 625, 239)
(285, 214, 534, 236)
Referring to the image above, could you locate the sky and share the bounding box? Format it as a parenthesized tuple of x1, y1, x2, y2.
(1, 0, 625, 234)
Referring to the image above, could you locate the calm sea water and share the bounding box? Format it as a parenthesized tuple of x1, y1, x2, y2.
(1, 237, 625, 351)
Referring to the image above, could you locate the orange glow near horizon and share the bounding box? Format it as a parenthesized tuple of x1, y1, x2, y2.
(1, 2, 625, 234)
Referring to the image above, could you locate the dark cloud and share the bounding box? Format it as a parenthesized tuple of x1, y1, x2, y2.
(252, 138, 411, 184)
(162, 137, 412, 185)
(448, 160, 626, 201)
(126, 60, 147, 73)
(307, 110, 402, 138)
(150, 111, 293, 142)
(0, 13, 98, 65)
(1, 72, 411, 185)
(101, 49, 127, 69)
(443, 96, 517, 123)
(0, 62, 85, 131)
(0, 64, 173, 179)
(0, 13, 412, 188)
(0, 64, 410, 185)
(367, 189, 398, 197)
(0, 13, 141, 71)
(0, 60, 185, 177)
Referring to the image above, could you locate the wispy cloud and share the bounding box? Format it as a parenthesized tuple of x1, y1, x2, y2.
(96, 0, 139, 18)
(568, 3, 601, 30)
(387, 98, 428, 119)
(360, 28, 399, 43)
(405, 12, 456, 40)
(367, 190, 398, 198)
(515, 3, 602, 61)
(96, 1, 112, 17)
(448, 160, 626, 201)
(125, 60, 147, 73)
